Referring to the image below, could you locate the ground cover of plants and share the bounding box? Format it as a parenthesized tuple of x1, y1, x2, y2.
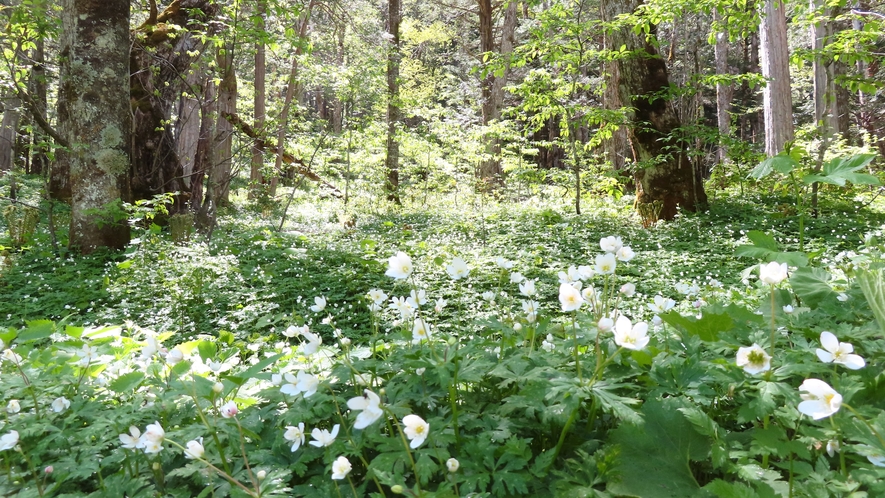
(2, 184, 885, 497)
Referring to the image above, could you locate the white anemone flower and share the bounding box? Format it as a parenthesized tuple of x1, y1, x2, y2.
(446, 257, 470, 280)
(496, 257, 513, 269)
(300, 330, 323, 356)
(559, 283, 584, 312)
(284, 423, 306, 452)
(310, 296, 327, 313)
(648, 295, 676, 314)
(759, 261, 788, 285)
(598, 317, 614, 332)
(798, 379, 842, 420)
(599, 236, 623, 253)
(816, 331, 865, 370)
(219, 401, 239, 418)
(594, 253, 617, 275)
(184, 438, 204, 459)
(6, 400, 20, 414)
(616, 246, 635, 262)
(402, 414, 430, 448)
(309, 425, 340, 447)
(166, 347, 185, 365)
(736, 344, 771, 375)
(519, 279, 536, 296)
(367, 288, 388, 305)
(412, 318, 432, 344)
(613, 316, 649, 350)
(347, 389, 384, 429)
(407, 289, 428, 308)
(619, 283, 636, 297)
(0, 430, 19, 451)
(509, 272, 525, 284)
(331, 456, 352, 480)
(386, 252, 414, 280)
(446, 458, 460, 472)
(434, 298, 447, 313)
(51, 397, 71, 413)
(119, 426, 141, 449)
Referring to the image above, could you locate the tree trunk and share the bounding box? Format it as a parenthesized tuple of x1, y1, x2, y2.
(759, 0, 794, 156)
(477, 0, 518, 186)
(269, 3, 313, 197)
(714, 8, 732, 164)
(210, 47, 236, 207)
(27, 36, 48, 175)
(249, 0, 267, 196)
(385, 0, 401, 203)
(601, 0, 708, 221)
(0, 90, 21, 173)
(175, 68, 203, 192)
(129, 0, 218, 211)
(59, 0, 131, 252)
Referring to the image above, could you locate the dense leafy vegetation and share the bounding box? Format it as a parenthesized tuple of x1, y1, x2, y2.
(1, 180, 885, 497)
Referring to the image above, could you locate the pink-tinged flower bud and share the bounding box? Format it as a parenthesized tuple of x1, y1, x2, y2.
(44, 466, 53, 474)
(219, 401, 238, 418)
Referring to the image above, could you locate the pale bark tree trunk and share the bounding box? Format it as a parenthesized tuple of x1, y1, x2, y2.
(270, 3, 313, 197)
(385, 0, 401, 202)
(250, 0, 267, 195)
(759, 0, 794, 156)
(714, 8, 732, 163)
(59, 0, 131, 252)
(175, 68, 203, 191)
(601, 0, 708, 221)
(477, 0, 518, 186)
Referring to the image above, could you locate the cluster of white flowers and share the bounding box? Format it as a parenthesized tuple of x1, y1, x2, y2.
(119, 421, 166, 454)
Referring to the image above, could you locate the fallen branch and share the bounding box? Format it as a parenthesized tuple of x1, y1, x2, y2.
(222, 111, 342, 198)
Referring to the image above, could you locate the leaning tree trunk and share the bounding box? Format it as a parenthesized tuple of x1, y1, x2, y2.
(759, 0, 794, 156)
(601, 0, 708, 222)
(59, 0, 131, 252)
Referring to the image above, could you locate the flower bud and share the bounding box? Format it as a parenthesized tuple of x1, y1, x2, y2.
(152, 462, 161, 471)
(213, 382, 224, 393)
(446, 458, 459, 472)
(391, 485, 404, 494)
(44, 466, 53, 474)
(256, 470, 267, 480)
(513, 323, 522, 331)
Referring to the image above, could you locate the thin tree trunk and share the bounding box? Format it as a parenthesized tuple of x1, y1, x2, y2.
(759, 0, 794, 156)
(270, 3, 313, 197)
(385, 0, 402, 203)
(27, 36, 47, 175)
(714, 8, 732, 164)
(250, 0, 267, 196)
(0, 90, 20, 172)
(60, 0, 131, 252)
(175, 68, 203, 191)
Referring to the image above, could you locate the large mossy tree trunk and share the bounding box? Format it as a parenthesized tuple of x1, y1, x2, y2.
(129, 0, 217, 213)
(59, 0, 131, 252)
(601, 0, 708, 222)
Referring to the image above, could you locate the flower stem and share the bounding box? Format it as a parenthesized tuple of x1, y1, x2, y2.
(769, 285, 777, 359)
(572, 311, 581, 382)
(166, 439, 258, 497)
(843, 403, 885, 450)
(549, 406, 579, 469)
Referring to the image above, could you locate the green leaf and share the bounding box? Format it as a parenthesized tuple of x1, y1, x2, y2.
(234, 353, 283, 384)
(748, 154, 798, 180)
(747, 230, 778, 251)
(18, 320, 55, 343)
(65, 325, 85, 339)
(789, 267, 836, 308)
(802, 153, 879, 186)
(702, 480, 758, 498)
(608, 398, 710, 497)
(659, 311, 733, 341)
(735, 246, 808, 267)
(197, 340, 217, 361)
(858, 269, 885, 335)
(109, 371, 146, 393)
